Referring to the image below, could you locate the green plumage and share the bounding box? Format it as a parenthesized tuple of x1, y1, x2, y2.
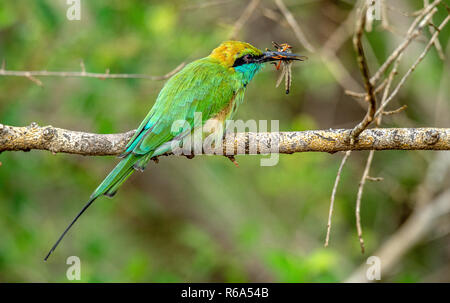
(92, 57, 248, 199)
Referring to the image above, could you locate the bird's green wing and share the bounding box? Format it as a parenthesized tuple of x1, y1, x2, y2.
(123, 58, 242, 158)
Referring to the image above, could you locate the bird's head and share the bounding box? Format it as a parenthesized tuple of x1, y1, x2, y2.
(209, 41, 303, 68)
(209, 41, 304, 82)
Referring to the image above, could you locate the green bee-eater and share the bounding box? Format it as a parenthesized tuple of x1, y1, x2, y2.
(45, 41, 303, 260)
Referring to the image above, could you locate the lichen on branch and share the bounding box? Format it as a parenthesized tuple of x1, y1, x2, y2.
(0, 123, 449, 157)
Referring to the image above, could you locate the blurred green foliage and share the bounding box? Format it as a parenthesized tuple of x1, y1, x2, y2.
(0, 0, 448, 282)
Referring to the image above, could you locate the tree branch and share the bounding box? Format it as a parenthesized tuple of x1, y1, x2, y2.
(350, 5, 377, 143)
(0, 61, 186, 84)
(1, 123, 449, 156)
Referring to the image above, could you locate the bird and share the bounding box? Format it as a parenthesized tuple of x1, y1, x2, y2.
(44, 41, 304, 260)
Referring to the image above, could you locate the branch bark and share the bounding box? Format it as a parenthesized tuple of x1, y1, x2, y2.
(1, 123, 449, 156)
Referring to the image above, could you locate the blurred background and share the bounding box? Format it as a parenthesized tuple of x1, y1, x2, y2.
(0, 0, 449, 282)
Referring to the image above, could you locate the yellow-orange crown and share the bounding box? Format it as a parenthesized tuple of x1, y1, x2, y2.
(209, 41, 263, 68)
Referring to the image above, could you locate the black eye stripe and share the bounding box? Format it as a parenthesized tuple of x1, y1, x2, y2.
(232, 54, 262, 67)
(232, 56, 249, 67)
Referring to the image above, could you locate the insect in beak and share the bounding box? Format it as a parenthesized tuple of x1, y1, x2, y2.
(260, 50, 306, 63)
(267, 42, 308, 94)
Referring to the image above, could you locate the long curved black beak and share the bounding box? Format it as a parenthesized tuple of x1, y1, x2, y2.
(259, 51, 307, 63)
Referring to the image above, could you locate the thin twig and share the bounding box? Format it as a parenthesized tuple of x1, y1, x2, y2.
(376, 53, 404, 122)
(385, 4, 426, 17)
(383, 105, 408, 116)
(355, 149, 375, 254)
(261, 7, 289, 28)
(24, 73, 43, 86)
(366, 176, 384, 181)
(345, 79, 388, 100)
(274, 0, 315, 52)
(424, 0, 446, 60)
(0, 62, 186, 84)
(370, 0, 442, 84)
(228, 0, 261, 40)
(325, 150, 351, 247)
(376, 15, 450, 117)
(434, 41, 450, 125)
(350, 6, 377, 143)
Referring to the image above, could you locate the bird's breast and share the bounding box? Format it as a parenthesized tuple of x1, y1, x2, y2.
(202, 94, 237, 137)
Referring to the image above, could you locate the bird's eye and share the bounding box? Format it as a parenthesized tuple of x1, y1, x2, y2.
(233, 54, 253, 67)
